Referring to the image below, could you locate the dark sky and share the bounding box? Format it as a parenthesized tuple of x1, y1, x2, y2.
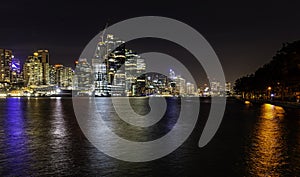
(1, 0, 300, 83)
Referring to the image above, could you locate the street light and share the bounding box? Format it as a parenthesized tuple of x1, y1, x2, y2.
(267, 86, 272, 100)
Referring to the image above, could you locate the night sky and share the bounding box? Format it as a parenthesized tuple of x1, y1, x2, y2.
(1, 0, 300, 83)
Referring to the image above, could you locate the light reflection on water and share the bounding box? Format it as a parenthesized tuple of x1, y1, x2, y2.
(247, 103, 289, 176)
(2, 98, 30, 175)
(260, 104, 285, 120)
(48, 98, 71, 174)
(0, 98, 299, 176)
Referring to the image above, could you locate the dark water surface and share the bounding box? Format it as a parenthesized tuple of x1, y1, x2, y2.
(0, 97, 299, 176)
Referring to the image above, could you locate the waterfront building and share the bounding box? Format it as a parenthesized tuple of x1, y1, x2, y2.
(23, 50, 50, 87)
(210, 81, 220, 96)
(134, 75, 146, 96)
(49, 65, 56, 85)
(107, 48, 126, 96)
(54, 64, 74, 88)
(186, 82, 196, 95)
(124, 50, 146, 96)
(93, 34, 126, 96)
(73, 58, 93, 95)
(0, 49, 12, 83)
(175, 75, 186, 95)
(23, 55, 43, 87)
(35, 50, 50, 85)
(124, 50, 138, 95)
(136, 56, 146, 75)
(92, 58, 108, 96)
(92, 34, 147, 96)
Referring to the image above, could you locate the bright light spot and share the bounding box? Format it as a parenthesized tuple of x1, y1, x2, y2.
(245, 100, 251, 104)
(260, 103, 285, 119)
(0, 93, 7, 97)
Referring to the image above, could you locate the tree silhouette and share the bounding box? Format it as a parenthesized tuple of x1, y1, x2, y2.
(234, 40, 300, 101)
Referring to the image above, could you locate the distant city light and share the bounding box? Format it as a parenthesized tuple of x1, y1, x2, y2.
(11, 60, 20, 71)
(56, 88, 61, 93)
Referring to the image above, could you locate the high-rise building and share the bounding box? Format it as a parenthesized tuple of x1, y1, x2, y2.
(186, 82, 195, 95)
(124, 50, 146, 95)
(92, 58, 108, 96)
(93, 34, 127, 96)
(23, 55, 43, 86)
(210, 81, 225, 96)
(0, 49, 12, 83)
(175, 76, 186, 95)
(24, 50, 50, 87)
(91, 34, 148, 96)
(136, 56, 146, 75)
(124, 50, 138, 94)
(49, 65, 56, 85)
(210, 81, 220, 92)
(35, 50, 50, 85)
(107, 48, 126, 96)
(73, 58, 93, 94)
(54, 64, 74, 88)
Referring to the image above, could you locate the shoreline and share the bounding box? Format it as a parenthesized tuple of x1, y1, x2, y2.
(240, 98, 300, 108)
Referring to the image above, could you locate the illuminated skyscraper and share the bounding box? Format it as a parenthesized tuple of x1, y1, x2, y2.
(186, 82, 195, 95)
(49, 65, 56, 85)
(91, 34, 147, 96)
(54, 64, 74, 88)
(92, 58, 108, 96)
(0, 49, 12, 83)
(23, 50, 50, 87)
(23, 55, 43, 86)
(73, 58, 93, 94)
(125, 50, 138, 94)
(107, 47, 126, 96)
(35, 50, 50, 85)
(93, 34, 126, 96)
(210, 81, 224, 96)
(175, 76, 186, 95)
(136, 56, 146, 75)
(124, 50, 146, 95)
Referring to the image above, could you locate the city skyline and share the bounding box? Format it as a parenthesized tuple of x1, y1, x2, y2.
(0, 2, 299, 176)
(0, 35, 233, 97)
(1, 1, 300, 84)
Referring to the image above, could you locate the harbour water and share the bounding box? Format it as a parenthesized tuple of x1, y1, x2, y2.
(0, 97, 299, 176)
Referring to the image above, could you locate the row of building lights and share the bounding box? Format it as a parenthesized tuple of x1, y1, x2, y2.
(0, 34, 233, 97)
